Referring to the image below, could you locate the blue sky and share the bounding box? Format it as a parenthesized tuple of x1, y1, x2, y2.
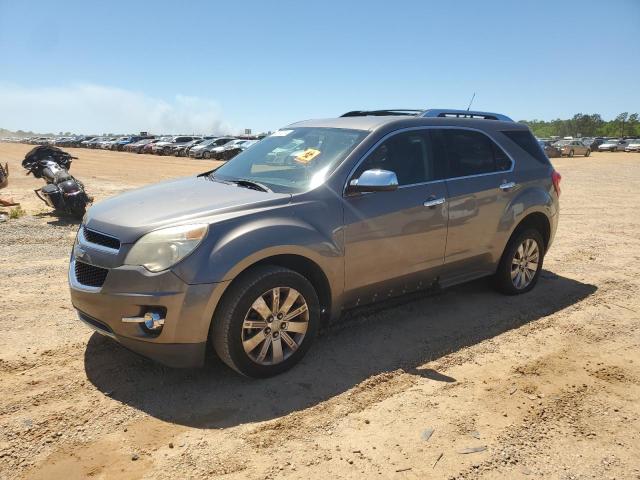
(0, 0, 638, 134)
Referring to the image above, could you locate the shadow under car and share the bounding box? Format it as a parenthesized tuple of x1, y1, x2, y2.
(84, 270, 596, 429)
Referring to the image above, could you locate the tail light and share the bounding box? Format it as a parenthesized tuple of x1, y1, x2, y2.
(551, 170, 562, 196)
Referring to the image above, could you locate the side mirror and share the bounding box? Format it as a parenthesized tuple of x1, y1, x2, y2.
(348, 169, 398, 193)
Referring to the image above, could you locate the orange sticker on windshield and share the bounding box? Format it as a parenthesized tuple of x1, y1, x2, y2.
(295, 148, 321, 164)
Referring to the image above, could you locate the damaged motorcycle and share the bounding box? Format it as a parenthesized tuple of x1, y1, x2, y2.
(22, 146, 92, 218)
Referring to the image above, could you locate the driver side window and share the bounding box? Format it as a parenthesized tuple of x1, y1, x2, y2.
(353, 130, 437, 186)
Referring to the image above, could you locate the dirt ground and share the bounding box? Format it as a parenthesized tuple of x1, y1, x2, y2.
(0, 143, 639, 480)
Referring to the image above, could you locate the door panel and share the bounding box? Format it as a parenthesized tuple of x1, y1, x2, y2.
(433, 128, 516, 277)
(344, 182, 448, 295)
(444, 174, 514, 267)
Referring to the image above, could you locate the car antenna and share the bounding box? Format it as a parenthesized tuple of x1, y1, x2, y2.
(466, 92, 476, 111)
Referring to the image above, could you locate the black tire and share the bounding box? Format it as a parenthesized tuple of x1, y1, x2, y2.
(493, 228, 545, 295)
(568, 150, 574, 157)
(612, 147, 617, 152)
(585, 149, 591, 157)
(203, 151, 211, 159)
(211, 265, 320, 378)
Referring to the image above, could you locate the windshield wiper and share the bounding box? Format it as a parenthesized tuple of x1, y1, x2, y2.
(229, 178, 272, 193)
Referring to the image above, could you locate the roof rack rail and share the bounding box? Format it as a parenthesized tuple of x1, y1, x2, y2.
(340, 109, 423, 117)
(420, 109, 513, 122)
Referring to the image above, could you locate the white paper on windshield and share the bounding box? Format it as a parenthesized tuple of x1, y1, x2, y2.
(271, 130, 293, 137)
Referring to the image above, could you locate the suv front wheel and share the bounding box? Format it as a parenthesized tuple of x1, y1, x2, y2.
(212, 265, 320, 377)
(493, 229, 545, 295)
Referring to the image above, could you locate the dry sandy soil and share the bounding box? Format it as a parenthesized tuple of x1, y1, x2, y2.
(0, 143, 639, 480)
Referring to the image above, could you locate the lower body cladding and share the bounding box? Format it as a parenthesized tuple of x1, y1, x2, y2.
(69, 257, 230, 367)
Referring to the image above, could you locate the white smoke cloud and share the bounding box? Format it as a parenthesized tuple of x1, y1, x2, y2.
(0, 83, 231, 135)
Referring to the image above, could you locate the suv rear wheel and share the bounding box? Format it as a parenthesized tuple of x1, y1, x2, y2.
(493, 228, 545, 295)
(212, 265, 320, 377)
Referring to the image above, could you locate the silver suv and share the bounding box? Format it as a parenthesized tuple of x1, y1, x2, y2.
(69, 109, 561, 377)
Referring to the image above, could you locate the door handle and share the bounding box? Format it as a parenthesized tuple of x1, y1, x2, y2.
(423, 197, 445, 208)
(499, 181, 517, 191)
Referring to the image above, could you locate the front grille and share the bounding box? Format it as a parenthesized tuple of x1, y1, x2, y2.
(75, 261, 109, 288)
(83, 227, 121, 250)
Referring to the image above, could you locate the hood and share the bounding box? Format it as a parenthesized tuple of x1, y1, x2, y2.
(85, 176, 291, 243)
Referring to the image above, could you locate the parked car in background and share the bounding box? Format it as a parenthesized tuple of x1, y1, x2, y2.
(187, 138, 216, 158)
(539, 140, 561, 158)
(598, 139, 628, 152)
(143, 137, 172, 154)
(218, 139, 259, 161)
(149, 136, 179, 154)
(70, 136, 95, 147)
(53, 137, 74, 147)
(125, 138, 156, 153)
(82, 137, 103, 148)
(559, 139, 590, 157)
(189, 137, 235, 158)
(151, 136, 195, 155)
(110, 136, 131, 151)
(171, 138, 209, 157)
(588, 137, 605, 151)
(161, 136, 199, 155)
(112, 136, 151, 151)
(99, 138, 119, 149)
(624, 139, 640, 152)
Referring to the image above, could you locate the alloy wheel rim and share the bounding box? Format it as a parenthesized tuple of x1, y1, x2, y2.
(511, 238, 540, 289)
(242, 287, 309, 365)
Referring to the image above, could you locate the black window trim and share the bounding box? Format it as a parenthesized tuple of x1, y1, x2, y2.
(343, 126, 515, 196)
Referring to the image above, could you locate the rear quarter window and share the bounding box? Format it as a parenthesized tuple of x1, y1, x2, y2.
(502, 130, 550, 165)
(437, 129, 511, 178)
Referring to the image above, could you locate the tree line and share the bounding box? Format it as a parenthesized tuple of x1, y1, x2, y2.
(519, 113, 640, 139)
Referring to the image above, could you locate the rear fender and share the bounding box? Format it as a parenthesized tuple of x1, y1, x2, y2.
(495, 185, 556, 256)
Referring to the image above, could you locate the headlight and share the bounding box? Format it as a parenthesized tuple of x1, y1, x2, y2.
(125, 224, 208, 272)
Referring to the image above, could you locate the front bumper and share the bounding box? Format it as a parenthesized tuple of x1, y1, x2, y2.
(69, 254, 230, 368)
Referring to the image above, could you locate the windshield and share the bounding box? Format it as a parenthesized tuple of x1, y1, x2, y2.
(213, 127, 368, 193)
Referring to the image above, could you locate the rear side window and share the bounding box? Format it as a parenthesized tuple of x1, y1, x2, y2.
(440, 130, 511, 178)
(502, 130, 550, 165)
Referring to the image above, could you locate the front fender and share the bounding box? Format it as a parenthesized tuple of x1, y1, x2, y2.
(173, 215, 343, 288)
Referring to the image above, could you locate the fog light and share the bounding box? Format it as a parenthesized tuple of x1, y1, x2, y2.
(143, 312, 165, 331)
(122, 310, 165, 332)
